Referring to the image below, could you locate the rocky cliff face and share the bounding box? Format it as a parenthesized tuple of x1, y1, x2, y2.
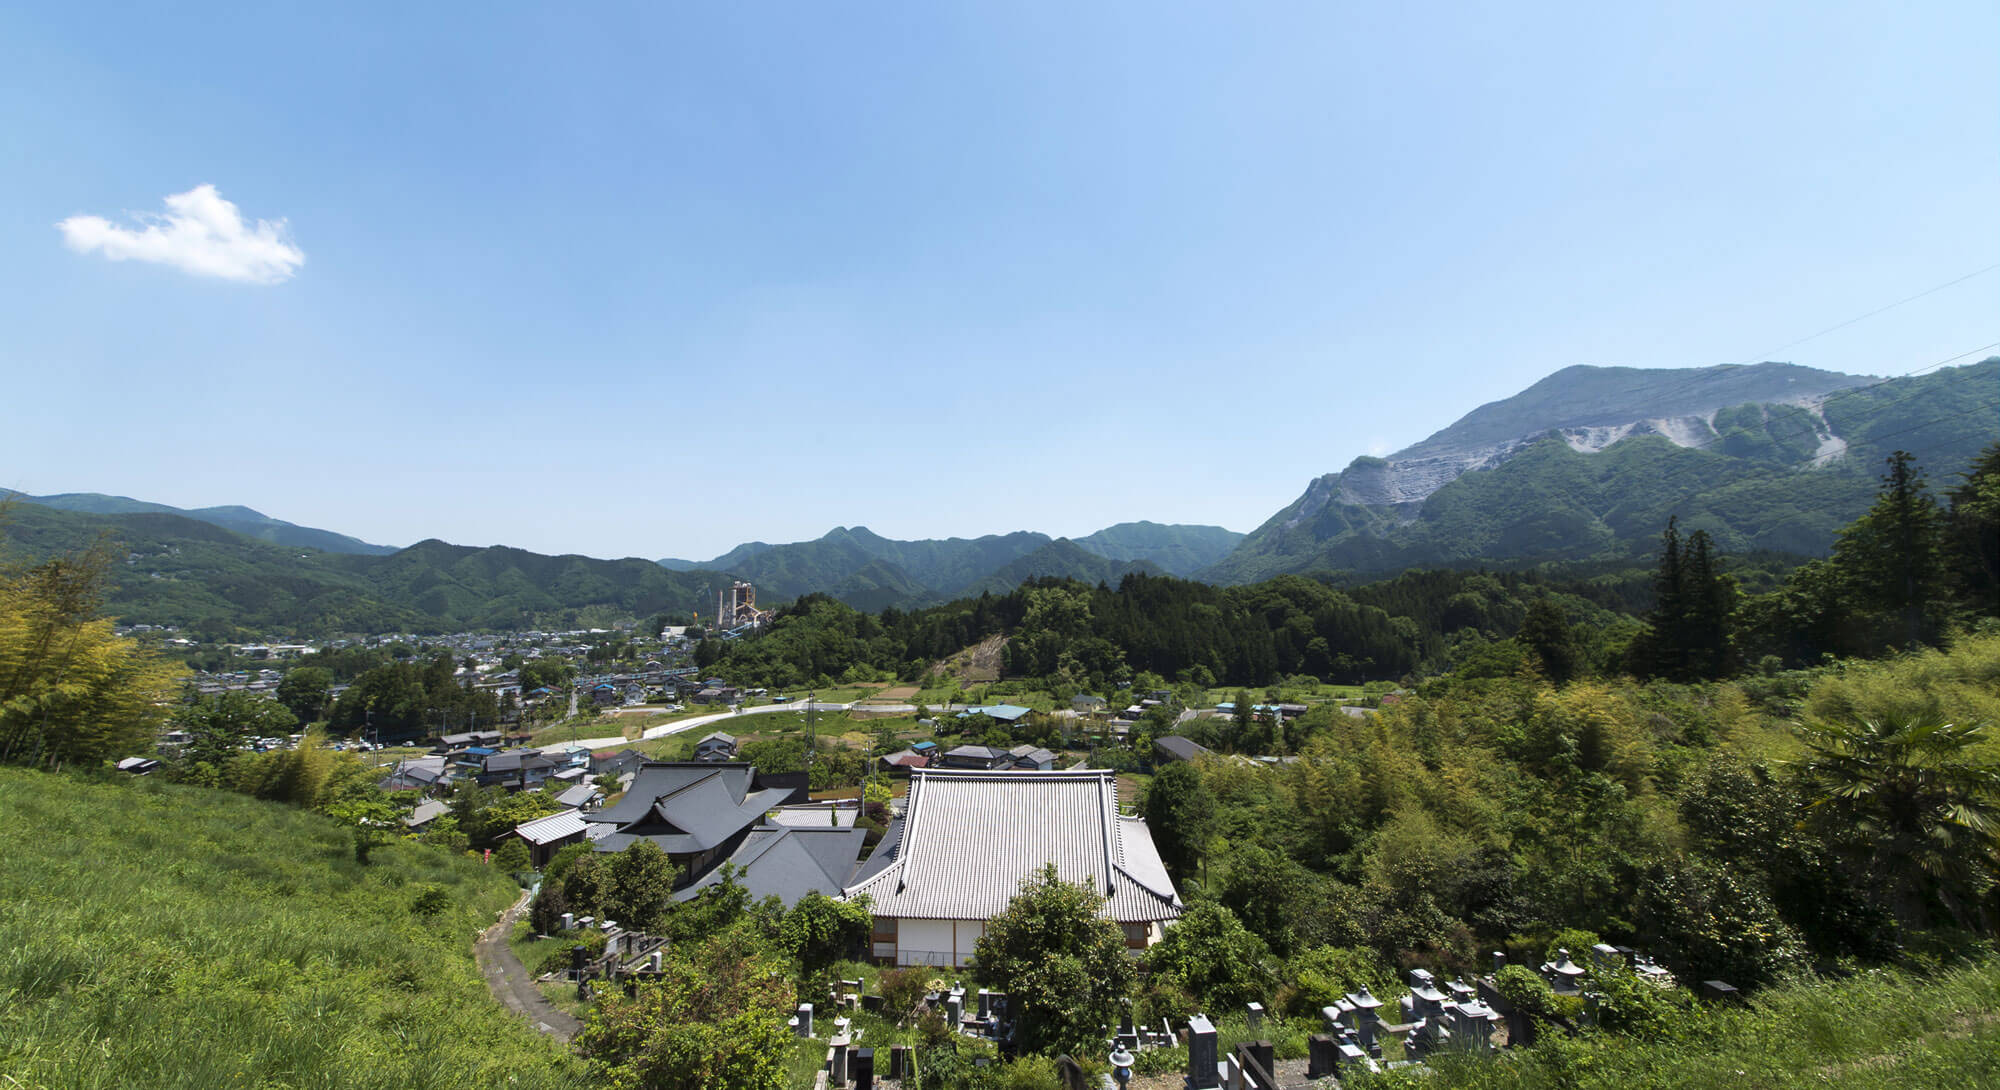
(1312, 363, 1870, 512)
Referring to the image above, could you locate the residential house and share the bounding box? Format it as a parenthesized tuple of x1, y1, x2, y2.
(693, 731, 738, 761)
(404, 798, 450, 831)
(956, 703, 1033, 725)
(938, 744, 1011, 770)
(513, 809, 612, 869)
(1071, 694, 1107, 714)
(382, 755, 451, 792)
(591, 748, 646, 777)
(1008, 744, 1058, 771)
(552, 783, 602, 811)
(878, 749, 931, 776)
(480, 750, 561, 790)
(1153, 736, 1214, 764)
(845, 769, 1182, 967)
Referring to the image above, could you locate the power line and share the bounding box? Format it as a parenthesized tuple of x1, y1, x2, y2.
(1722, 261, 2000, 368)
(1470, 264, 2000, 435)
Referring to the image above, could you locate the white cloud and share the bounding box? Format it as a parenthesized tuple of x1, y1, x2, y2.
(57, 185, 304, 284)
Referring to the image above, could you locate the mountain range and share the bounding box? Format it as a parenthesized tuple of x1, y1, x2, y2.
(0, 491, 399, 555)
(5, 357, 1993, 633)
(1203, 358, 1999, 582)
(658, 522, 1245, 609)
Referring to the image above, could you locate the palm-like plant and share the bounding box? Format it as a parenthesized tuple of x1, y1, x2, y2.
(1795, 711, 2000, 930)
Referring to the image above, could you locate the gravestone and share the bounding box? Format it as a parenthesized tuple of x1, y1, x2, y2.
(1187, 1014, 1219, 1090)
(795, 1002, 814, 1038)
(1246, 1002, 1265, 1032)
(830, 1036, 850, 1086)
(887, 1046, 909, 1080)
(852, 1047, 874, 1090)
(1307, 1034, 1336, 1079)
(1055, 1054, 1089, 1090)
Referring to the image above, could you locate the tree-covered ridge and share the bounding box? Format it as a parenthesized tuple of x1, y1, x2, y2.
(661, 522, 1242, 608)
(0, 488, 400, 555)
(703, 566, 1633, 691)
(1209, 358, 1999, 582)
(0, 502, 733, 637)
(1072, 520, 1245, 573)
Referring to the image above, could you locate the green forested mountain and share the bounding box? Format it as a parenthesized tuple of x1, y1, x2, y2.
(0, 490, 398, 555)
(1073, 520, 1244, 574)
(1207, 359, 1999, 582)
(962, 538, 1163, 596)
(659, 521, 1239, 606)
(0, 504, 730, 636)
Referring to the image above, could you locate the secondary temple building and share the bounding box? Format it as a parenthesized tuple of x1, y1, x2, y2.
(844, 768, 1183, 967)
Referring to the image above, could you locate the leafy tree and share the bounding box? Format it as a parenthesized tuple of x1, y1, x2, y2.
(575, 925, 795, 1090)
(1145, 900, 1272, 1009)
(0, 541, 181, 770)
(1795, 710, 2000, 931)
(1281, 944, 1401, 1020)
(973, 864, 1135, 1055)
(604, 840, 679, 932)
(173, 690, 298, 768)
(781, 891, 872, 976)
(491, 837, 532, 873)
(1143, 761, 1216, 885)
(275, 666, 334, 723)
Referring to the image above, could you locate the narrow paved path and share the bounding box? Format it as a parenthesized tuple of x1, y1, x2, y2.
(475, 889, 583, 1041)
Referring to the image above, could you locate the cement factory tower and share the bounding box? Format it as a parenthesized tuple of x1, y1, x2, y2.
(715, 581, 766, 630)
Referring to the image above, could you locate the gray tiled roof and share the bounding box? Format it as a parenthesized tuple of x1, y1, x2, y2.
(586, 762, 792, 854)
(843, 769, 1180, 924)
(674, 825, 866, 906)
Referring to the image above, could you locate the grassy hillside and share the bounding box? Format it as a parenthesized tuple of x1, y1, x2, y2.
(0, 769, 586, 1089)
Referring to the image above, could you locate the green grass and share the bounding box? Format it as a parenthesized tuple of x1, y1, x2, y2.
(0, 767, 587, 1090)
(1349, 957, 2000, 1089)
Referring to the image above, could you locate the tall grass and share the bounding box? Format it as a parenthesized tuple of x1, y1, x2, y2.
(0, 768, 588, 1089)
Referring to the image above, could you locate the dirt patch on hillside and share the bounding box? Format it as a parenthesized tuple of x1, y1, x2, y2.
(875, 685, 920, 701)
(933, 634, 1008, 684)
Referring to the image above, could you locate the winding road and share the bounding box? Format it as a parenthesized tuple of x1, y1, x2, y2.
(474, 890, 583, 1041)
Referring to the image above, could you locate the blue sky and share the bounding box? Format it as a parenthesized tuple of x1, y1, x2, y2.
(2, 2, 1994, 560)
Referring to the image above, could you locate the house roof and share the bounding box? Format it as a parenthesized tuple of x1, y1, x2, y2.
(673, 825, 867, 906)
(1154, 736, 1213, 763)
(553, 784, 598, 809)
(943, 744, 1007, 762)
(585, 762, 797, 855)
(843, 769, 1181, 924)
(958, 704, 1033, 722)
(766, 804, 860, 829)
(880, 750, 930, 768)
(1010, 746, 1058, 766)
(515, 809, 612, 847)
(404, 799, 450, 828)
(696, 731, 737, 747)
